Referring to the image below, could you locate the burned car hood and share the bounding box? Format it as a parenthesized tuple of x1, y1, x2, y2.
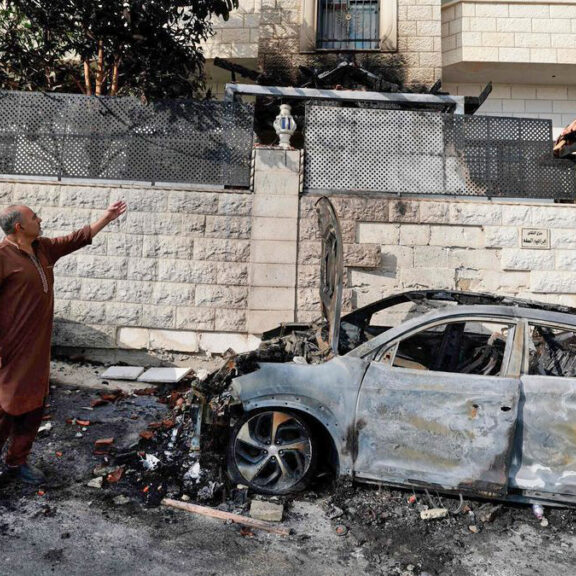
(316, 197, 344, 356)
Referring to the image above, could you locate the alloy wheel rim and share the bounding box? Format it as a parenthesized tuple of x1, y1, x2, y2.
(234, 411, 312, 492)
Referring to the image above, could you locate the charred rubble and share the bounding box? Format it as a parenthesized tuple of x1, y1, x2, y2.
(114, 324, 334, 507)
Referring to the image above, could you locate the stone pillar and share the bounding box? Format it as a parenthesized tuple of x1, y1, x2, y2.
(246, 147, 303, 334)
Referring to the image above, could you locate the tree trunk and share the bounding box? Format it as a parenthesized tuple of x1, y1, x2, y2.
(95, 40, 104, 96)
(83, 60, 92, 95)
(110, 57, 120, 96)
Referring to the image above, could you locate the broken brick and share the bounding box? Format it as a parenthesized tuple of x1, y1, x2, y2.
(90, 398, 109, 408)
(106, 467, 124, 484)
(75, 419, 90, 426)
(162, 419, 175, 429)
(139, 430, 155, 440)
(134, 388, 156, 396)
(148, 422, 163, 430)
(94, 438, 115, 447)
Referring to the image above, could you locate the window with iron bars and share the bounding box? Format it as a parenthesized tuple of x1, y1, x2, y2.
(317, 0, 380, 50)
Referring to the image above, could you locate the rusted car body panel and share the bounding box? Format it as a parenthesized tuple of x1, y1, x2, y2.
(355, 365, 519, 497)
(230, 198, 576, 504)
(231, 357, 369, 476)
(231, 303, 576, 505)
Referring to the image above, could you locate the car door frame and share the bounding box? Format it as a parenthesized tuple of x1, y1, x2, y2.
(509, 314, 576, 502)
(351, 310, 524, 498)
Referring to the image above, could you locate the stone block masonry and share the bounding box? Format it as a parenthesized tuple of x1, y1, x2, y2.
(0, 179, 257, 355)
(6, 148, 576, 357)
(297, 193, 576, 323)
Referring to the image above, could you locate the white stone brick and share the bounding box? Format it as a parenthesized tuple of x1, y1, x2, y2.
(193, 238, 250, 262)
(476, 4, 509, 17)
(501, 249, 555, 271)
(168, 191, 219, 214)
(450, 202, 501, 225)
(214, 309, 247, 332)
(248, 287, 295, 310)
(468, 270, 530, 292)
(77, 256, 128, 279)
(470, 17, 496, 32)
(556, 251, 576, 271)
(142, 236, 193, 259)
(254, 149, 301, 173)
(496, 17, 531, 33)
(127, 258, 158, 282)
(195, 285, 248, 308)
(115, 280, 154, 303)
(531, 271, 576, 293)
(532, 18, 571, 34)
(419, 201, 450, 223)
(501, 205, 532, 225)
(152, 284, 194, 306)
(252, 240, 297, 264)
(205, 215, 251, 239)
(252, 195, 299, 218)
(514, 33, 551, 49)
(117, 327, 149, 349)
(251, 262, 296, 287)
(550, 5, 576, 18)
(357, 223, 400, 244)
(106, 302, 141, 325)
(399, 224, 430, 246)
(498, 47, 530, 61)
(107, 234, 143, 257)
(111, 188, 167, 213)
(531, 205, 576, 227)
(511, 85, 536, 99)
(141, 305, 176, 329)
(482, 32, 514, 47)
(453, 248, 501, 270)
(70, 301, 106, 324)
(251, 217, 298, 241)
(217, 262, 249, 286)
(247, 310, 295, 334)
(13, 183, 60, 206)
(218, 194, 252, 216)
(149, 329, 199, 353)
(429, 225, 484, 248)
(484, 226, 519, 248)
(551, 34, 576, 49)
(414, 246, 457, 268)
(199, 332, 261, 353)
(401, 268, 456, 290)
(525, 99, 553, 113)
(175, 307, 215, 330)
(510, 5, 549, 18)
(158, 260, 217, 284)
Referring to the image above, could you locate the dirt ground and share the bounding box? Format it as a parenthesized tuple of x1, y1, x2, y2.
(1, 360, 576, 576)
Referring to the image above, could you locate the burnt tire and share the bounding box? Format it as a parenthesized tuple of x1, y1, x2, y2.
(227, 410, 317, 495)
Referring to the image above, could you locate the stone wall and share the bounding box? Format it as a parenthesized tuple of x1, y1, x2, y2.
(4, 151, 576, 356)
(443, 1, 576, 68)
(445, 82, 576, 138)
(298, 193, 576, 325)
(0, 180, 259, 355)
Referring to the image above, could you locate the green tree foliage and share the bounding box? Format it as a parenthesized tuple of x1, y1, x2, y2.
(0, 0, 238, 99)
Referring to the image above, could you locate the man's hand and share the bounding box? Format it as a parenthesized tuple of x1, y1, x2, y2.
(90, 201, 128, 238)
(106, 201, 127, 222)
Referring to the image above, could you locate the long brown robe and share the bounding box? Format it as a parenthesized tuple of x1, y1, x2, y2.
(0, 226, 92, 415)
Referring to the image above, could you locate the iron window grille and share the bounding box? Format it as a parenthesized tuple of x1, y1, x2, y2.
(317, 0, 380, 50)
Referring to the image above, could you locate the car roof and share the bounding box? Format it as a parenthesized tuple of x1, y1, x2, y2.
(347, 303, 576, 358)
(342, 290, 576, 325)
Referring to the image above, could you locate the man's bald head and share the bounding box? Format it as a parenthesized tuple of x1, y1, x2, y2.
(0, 205, 26, 235)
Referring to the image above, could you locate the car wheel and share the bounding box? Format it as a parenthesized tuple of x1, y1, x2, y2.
(227, 410, 317, 495)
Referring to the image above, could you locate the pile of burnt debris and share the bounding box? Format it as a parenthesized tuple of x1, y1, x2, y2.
(87, 328, 331, 511)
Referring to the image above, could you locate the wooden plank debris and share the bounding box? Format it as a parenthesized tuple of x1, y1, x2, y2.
(161, 498, 291, 536)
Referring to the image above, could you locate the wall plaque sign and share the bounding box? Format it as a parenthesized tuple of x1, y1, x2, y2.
(521, 228, 550, 249)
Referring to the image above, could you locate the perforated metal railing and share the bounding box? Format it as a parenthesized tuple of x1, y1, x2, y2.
(0, 91, 254, 187)
(304, 105, 576, 199)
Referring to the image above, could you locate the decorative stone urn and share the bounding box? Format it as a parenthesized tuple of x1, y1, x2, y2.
(273, 104, 297, 149)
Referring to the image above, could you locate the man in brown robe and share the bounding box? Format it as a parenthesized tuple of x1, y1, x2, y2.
(0, 200, 127, 485)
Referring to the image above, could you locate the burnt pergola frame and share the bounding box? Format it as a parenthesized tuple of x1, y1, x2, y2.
(224, 83, 467, 114)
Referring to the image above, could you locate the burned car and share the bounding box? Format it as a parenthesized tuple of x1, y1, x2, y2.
(225, 198, 576, 507)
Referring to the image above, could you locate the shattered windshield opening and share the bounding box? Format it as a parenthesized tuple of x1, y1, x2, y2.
(528, 324, 576, 377)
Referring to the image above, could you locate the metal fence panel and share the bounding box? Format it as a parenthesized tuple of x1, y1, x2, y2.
(0, 91, 254, 188)
(304, 105, 576, 199)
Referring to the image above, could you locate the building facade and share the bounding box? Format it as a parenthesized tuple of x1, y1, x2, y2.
(205, 0, 576, 136)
